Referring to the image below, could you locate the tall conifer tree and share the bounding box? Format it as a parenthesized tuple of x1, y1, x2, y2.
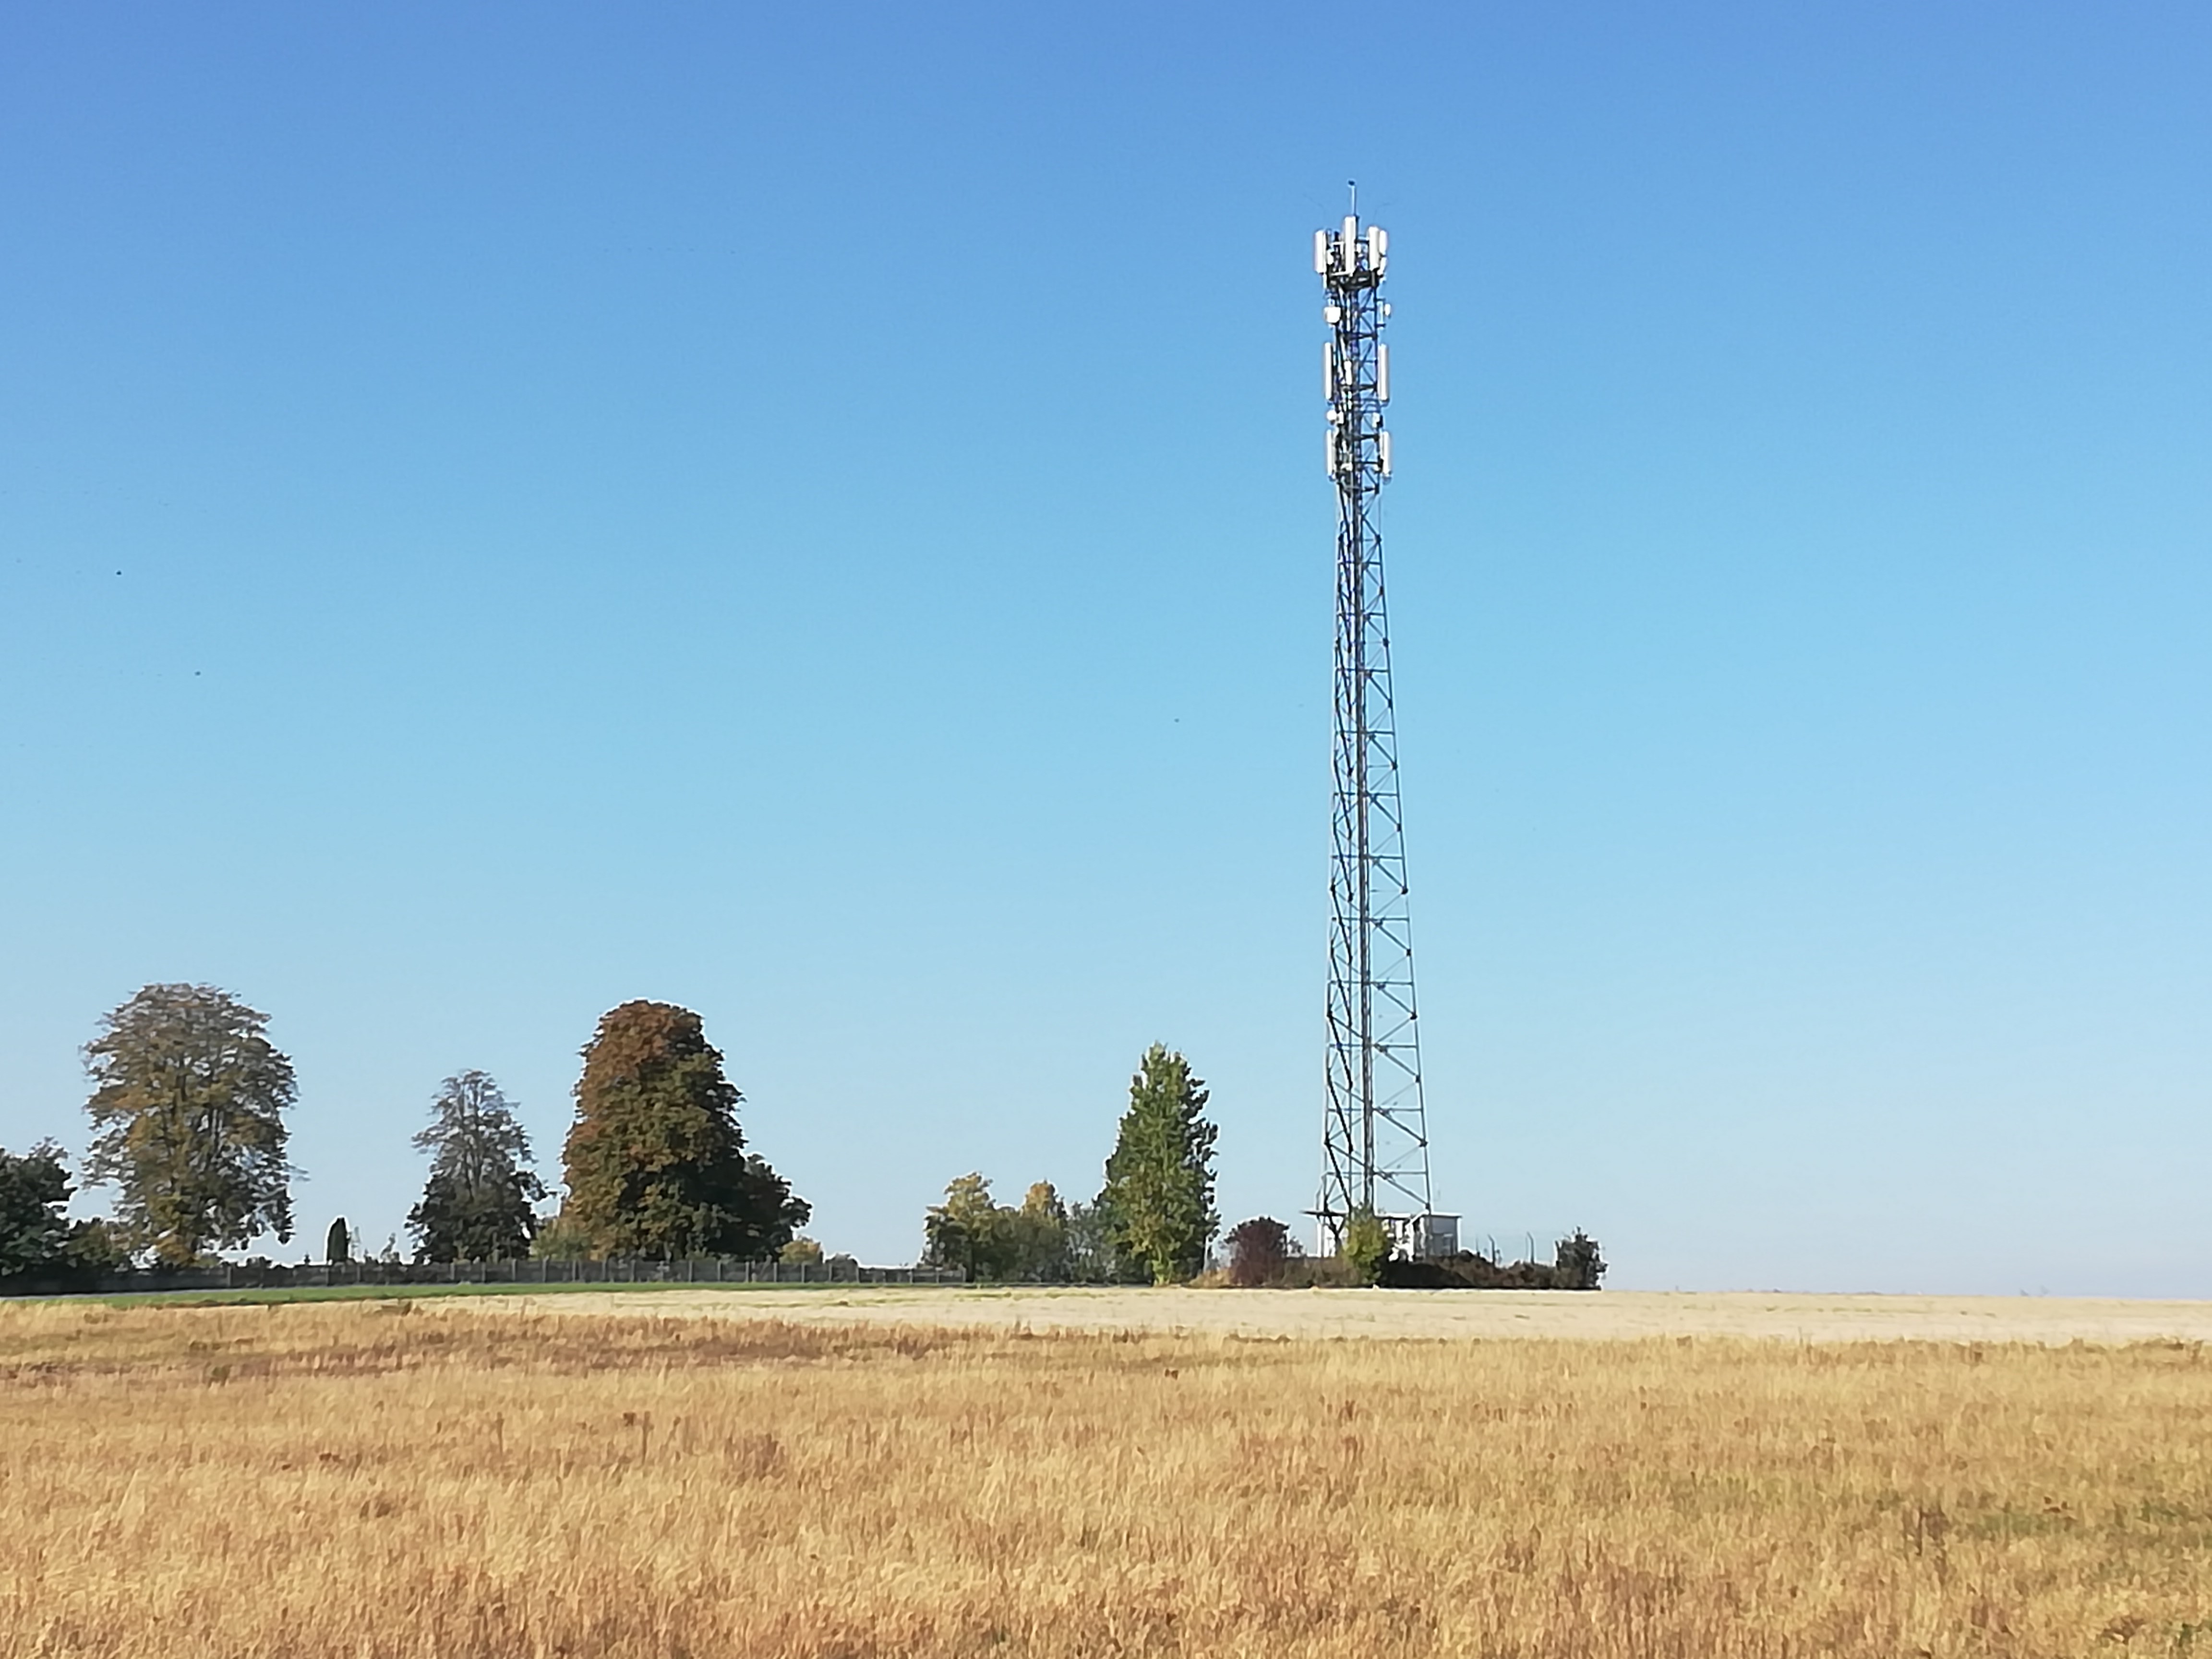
(1097, 1044, 1218, 1284)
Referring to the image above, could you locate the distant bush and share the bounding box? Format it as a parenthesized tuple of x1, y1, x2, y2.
(1340, 1210, 1391, 1286)
(1273, 1252, 1364, 1289)
(1554, 1230, 1607, 1290)
(1377, 1232, 1609, 1292)
(530, 1209, 593, 1260)
(1224, 1217, 1298, 1287)
(63, 1217, 128, 1275)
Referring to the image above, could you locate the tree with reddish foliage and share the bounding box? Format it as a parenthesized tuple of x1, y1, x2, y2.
(1224, 1216, 1297, 1286)
(558, 1001, 808, 1260)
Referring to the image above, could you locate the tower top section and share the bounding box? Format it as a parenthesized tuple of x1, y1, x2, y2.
(1314, 216, 1388, 289)
(1316, 215, 1392, 485)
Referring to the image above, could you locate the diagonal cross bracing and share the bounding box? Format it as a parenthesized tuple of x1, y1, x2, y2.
(1312, 206, 1437, 1256)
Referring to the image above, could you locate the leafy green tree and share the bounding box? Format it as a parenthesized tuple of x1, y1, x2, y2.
(82, 984, 296, 1265)
(922, 1172, 1014, 1279)
(559, 1001, 809, 1259)
(1010, 1181, 1070, 1280)
(921, 1176, 1079, 1281)
(0, 1144, 129, 1282)
(1340, 1208, 1390, 1285)
(1061, 1199, 1132, 1284)
(780, 1236, 824, 1264)
(325, 1217, 350, 1264)
(62, 1217, 126, 1275)
(0, 1142, 73, 1277)
(407, 1070, 546, 1262)
(1097, 1044, 1218, 1284)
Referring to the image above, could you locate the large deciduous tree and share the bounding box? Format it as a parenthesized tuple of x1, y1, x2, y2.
(407, 1070, 546, 1262)
(559, 1001, 809, 1260)
(82, 984, 296, 1265)
(1097, 1044, 1218, 1284)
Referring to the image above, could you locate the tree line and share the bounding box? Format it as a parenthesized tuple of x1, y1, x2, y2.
(918, 1042, 1223, 1285)
(2, 983, 1606, 1291)
(914, 1042, 1607, 1290)
(0, 984, 808, 1279)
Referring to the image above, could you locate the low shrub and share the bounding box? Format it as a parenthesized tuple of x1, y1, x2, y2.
(1224, 1217, 1297, 1287)
(1377, 1232, 1609, 1292)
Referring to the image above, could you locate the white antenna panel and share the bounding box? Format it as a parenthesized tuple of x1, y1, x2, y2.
(1379, 429, 1392, 477)
(1371, 226, 1388, 259)
(1323, 342, 1334, 397)
(1326, 429, 1338, 476)
(1314, 229, 1328, 274)
(1342, 216, 1358, 261)
(1377, 344, 1390, 403)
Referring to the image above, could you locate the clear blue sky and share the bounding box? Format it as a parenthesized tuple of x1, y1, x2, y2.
(3, 3, 2208, 1292)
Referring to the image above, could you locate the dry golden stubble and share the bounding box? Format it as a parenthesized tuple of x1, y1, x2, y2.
(2, 1299, 2209, 1658)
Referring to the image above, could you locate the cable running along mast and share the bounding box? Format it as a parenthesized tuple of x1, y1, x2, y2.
(1313, 201, 1451, 1260)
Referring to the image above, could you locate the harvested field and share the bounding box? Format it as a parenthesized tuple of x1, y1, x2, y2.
(3, 1296, 2210, 1657)
(486, 1284, 2212, 1345)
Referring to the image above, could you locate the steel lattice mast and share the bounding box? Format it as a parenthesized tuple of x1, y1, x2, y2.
(1313, 201, 1448, 1260)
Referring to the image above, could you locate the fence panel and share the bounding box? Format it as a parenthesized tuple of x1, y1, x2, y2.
(40, 1254, 967, 1298)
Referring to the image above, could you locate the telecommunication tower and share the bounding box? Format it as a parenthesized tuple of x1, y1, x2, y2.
(1312, 198, 1455, 1261)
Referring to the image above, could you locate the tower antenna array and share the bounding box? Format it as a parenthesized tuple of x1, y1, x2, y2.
(1312, 198, 1453, 1260)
